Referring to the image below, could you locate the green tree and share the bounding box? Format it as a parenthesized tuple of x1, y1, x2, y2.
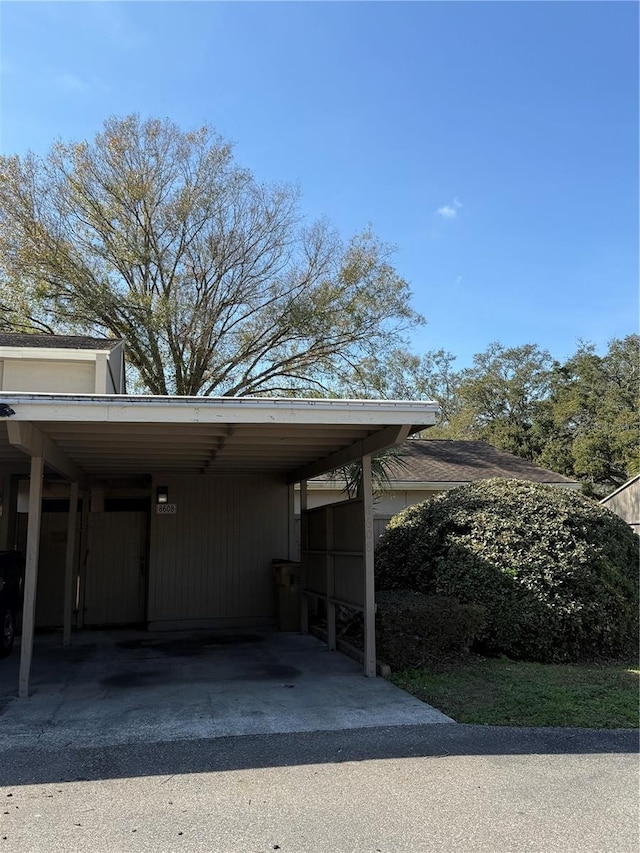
(0, 115, 422, 396)
(537, 335, 639, 492)
(441, 342, 553, 459)
(342, 347, 462, 427)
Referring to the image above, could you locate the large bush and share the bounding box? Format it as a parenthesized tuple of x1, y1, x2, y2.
(375, 479, 639, 662)
(376, 592, 485, 669)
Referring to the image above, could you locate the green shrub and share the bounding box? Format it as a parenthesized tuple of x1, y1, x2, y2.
(375, 479, 640, 663)
(376, 591, 486, 669)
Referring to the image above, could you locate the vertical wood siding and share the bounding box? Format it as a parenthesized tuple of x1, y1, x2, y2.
(148, 475, 289, 624)
(34, 512, 71, 627)
(601, 478, 640, 530)
(83, 511, 148, 626)
(301, 498, 365, 609)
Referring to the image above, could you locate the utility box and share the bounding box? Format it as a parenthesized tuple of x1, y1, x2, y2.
(272, 559, 301, 632)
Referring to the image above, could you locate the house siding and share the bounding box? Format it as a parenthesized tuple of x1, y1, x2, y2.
(147, 475, 289, 628)
(1, 359, 95, 393)
(601, 477, 640, 532)
(83, 511, 148, 626)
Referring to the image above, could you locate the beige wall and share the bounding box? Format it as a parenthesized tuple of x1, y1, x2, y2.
(0, 343, 125, 394)
(296, 487, 440, 517)
(148, 474, 289, 629)
(602, 478, 640, 532)
(1, 359, 96, 393)
(295, 488, 443, 551)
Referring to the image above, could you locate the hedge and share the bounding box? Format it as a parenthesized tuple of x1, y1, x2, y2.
(375, 591, 485, 669)
(375, 479, 639, 662)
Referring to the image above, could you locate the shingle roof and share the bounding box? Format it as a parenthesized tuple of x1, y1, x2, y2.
(0, 332, 122, 351)
(317, 439, 579, 485)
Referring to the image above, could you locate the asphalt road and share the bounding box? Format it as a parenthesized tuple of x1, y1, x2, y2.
(1, 725, 637, 853)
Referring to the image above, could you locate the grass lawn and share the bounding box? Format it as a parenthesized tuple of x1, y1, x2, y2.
(391, 656, 640, 728)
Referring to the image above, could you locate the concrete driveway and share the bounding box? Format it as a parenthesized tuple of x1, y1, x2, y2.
(0, 629, 452, 749)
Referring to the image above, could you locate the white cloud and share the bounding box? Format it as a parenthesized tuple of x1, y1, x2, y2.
(436, 198, 463, 220)
(437, 205, 457, 220)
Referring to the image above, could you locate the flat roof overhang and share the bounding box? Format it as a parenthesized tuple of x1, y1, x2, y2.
(0, 393, 439, 484)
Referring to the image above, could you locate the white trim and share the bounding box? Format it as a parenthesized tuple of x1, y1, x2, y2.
(0, 393, 439, 426)
(0, 348, 108, 361)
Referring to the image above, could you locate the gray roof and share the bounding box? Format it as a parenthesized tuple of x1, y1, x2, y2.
(0, 333, 122, 351)
(317, 439, 579, 485)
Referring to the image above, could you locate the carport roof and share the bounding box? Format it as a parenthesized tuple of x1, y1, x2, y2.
(0, 392, 439, 483)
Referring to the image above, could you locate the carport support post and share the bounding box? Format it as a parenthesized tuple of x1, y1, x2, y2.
(299, 480, 309, 634)
(76, 492, 90, 629)
(287, 483, 297, 561)
(362, 453, 376, 677)
(0, 473, 16, 550)
(326, 508, 336, 651)
(62, 481, 79, 646)
(18, 453, 44, 699)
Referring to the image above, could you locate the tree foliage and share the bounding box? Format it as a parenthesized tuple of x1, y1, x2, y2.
(536, 336, 639, 491)
(447, 342, 553, 459)
(0, 115, 422, 396)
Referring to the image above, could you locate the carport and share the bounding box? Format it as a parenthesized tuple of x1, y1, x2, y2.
(0, 393, 438, 698)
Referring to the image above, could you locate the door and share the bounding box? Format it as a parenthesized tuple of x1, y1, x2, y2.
(83, 511, 148, 626)
(35, 511, 78, 628)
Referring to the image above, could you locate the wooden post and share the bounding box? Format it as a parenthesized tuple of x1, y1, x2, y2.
(362, 453, 376, 677)
(62, 481, 79, 646)
(326, 506, 336, 651)
(299, 480, 309, 634)
(76, 492, 90, 629)
(0, 473, 16, 550)
(18, 454, 44, 699)
(287, 483, 297, 561)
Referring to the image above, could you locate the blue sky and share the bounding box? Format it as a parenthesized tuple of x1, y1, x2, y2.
(1, 1, 637, 369)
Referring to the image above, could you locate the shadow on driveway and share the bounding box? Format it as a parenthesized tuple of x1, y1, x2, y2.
(0, 723, 637, 788)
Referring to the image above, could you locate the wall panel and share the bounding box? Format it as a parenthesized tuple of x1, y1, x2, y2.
(2, 360, 95, 393)
(84, 511, 147, 626)
(148, 475, 289, 627)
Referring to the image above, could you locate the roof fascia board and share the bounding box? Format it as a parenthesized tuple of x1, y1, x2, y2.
(6, 421, 87, 486)
(289, 424, 412, 485)
(300, 480, 464, 491)
(0, 348, 103, 361)
(299, 479, 581, 491)
(1, 395, 439, 427)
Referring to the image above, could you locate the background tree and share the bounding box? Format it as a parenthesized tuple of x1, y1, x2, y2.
(361, 337, 638, 496)
(536, 335, 639, 493)
(452, 343, 553, 459)
(0, 115, 422, 396)
(414, 343, 553, 459)
(343, 347, 462, 427)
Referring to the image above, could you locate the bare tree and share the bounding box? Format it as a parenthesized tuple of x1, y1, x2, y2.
(0, 115, 423, 395)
